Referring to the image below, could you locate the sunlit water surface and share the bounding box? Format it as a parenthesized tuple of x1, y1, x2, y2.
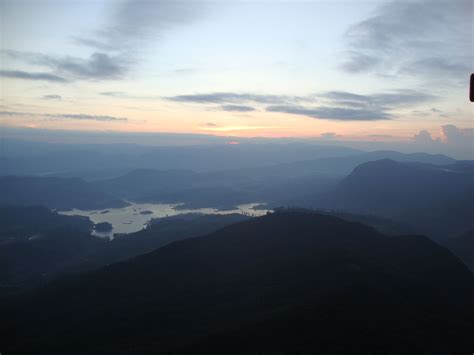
(60, 202, 269, 239)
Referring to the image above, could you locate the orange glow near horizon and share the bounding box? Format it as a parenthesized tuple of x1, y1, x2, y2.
(1, 102, 468, 144)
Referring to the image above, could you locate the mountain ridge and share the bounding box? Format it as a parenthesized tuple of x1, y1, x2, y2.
(2, 211, 472, 354)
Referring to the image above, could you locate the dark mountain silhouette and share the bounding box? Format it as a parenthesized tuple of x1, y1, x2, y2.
(235, 150, 455, 180)
(325, 159, 474, 239)
(0, 207, 248, 294)
(299, 208, 414, 236)
(2, 211, 472, 354)
(0, 206, 101, 293)
(77, 213, 250, 272)
(0, 176, 128, 210)
(445, 229, 474, 271)
(0, 205, 93, 242)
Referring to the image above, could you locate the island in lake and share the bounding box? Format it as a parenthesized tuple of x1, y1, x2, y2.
(140, 210, 154, 215)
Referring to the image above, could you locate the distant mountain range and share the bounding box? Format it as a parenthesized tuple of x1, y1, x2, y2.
(2, 211, 472, 354)
(90, 150, 458, 208)
(1, 140, 361, 178)
(1, 150, 471, 241)
(0, 176, 127, 210)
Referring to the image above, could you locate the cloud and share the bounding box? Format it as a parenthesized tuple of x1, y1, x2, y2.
(0, 110, 127, 122)
(168, 90, 432, 109)
(0, 69, 68, 83)
(99, 91, 158, 100)
(1, 50, 130, 81)
(72, 37, 117, 52)
(48, 52, 129, 80)
(2, 1, 208, 85)
(412, 107, 447, 118)
(100, 91, 128, 97)
(0, 111, 24, 116)
(413, 129, 438, 145)
(342, 0, 471, 85)
(320, 132, 338, 139)
(399, 57, 470, 80)
(168, 88, 435, 121)
(441, 124, 474, 145)
(44, 113, 127, 122)
(41, 94, 62, 100)
(76, 0, 206, 52)
(166, 92, 312, 105)
(220, 104, 256, 112)
(266, 105, 392, 121)
(412, 124, 473, 159)
(321, 90, 435, 109)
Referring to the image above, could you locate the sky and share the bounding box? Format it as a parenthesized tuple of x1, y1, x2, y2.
(0, 0, 473, 157)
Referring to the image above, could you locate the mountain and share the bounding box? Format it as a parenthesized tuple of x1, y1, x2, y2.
(92, 169, 200, 200)
(0, 206, 102, 293)
(1, 139, 361, 178)
(90, 150, 454, 210)
(0, 205, 93, 242)
(92, 167, 335, 210)
(92, 169, 255, 209)
(77, 213, 250, 271)
(0, 207, 248, 294)
(445, 229, 474, 271)
(239, 150, 455, 180)
(325, 159, 474, 239)
(2, 211, 472, 354)
(0, 176, 128, 210)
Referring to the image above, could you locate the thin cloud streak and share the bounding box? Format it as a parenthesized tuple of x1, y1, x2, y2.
(167, 92, 314, 105)
(41, 95, 63, 100)
(0, 110, 127, 122)
(0, 70, 68, 83)
(220, 105, 256, 112)
(266, 105, 393, 121)
(1, 50, 130, 81)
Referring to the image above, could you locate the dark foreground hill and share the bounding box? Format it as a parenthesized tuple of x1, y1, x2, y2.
(0, 207, 248, 294)
(0, 206, 102, 293)
(1, 211, 472, 355)
(445, 229, 474, 271)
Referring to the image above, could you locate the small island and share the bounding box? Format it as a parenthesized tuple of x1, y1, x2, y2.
(140, 210, 154, 215)
(94, 222, 113, 232)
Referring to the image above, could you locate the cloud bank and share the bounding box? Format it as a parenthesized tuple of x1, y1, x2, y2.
(167, 89, 435, 121)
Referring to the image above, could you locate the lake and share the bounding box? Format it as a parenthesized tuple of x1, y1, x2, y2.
(60, 202, 269, 239)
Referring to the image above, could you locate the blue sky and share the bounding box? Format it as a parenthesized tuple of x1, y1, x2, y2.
(0, 0, 472, 157)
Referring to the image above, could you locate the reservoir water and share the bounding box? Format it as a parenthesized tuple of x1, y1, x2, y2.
(60, 202, 269, 239)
